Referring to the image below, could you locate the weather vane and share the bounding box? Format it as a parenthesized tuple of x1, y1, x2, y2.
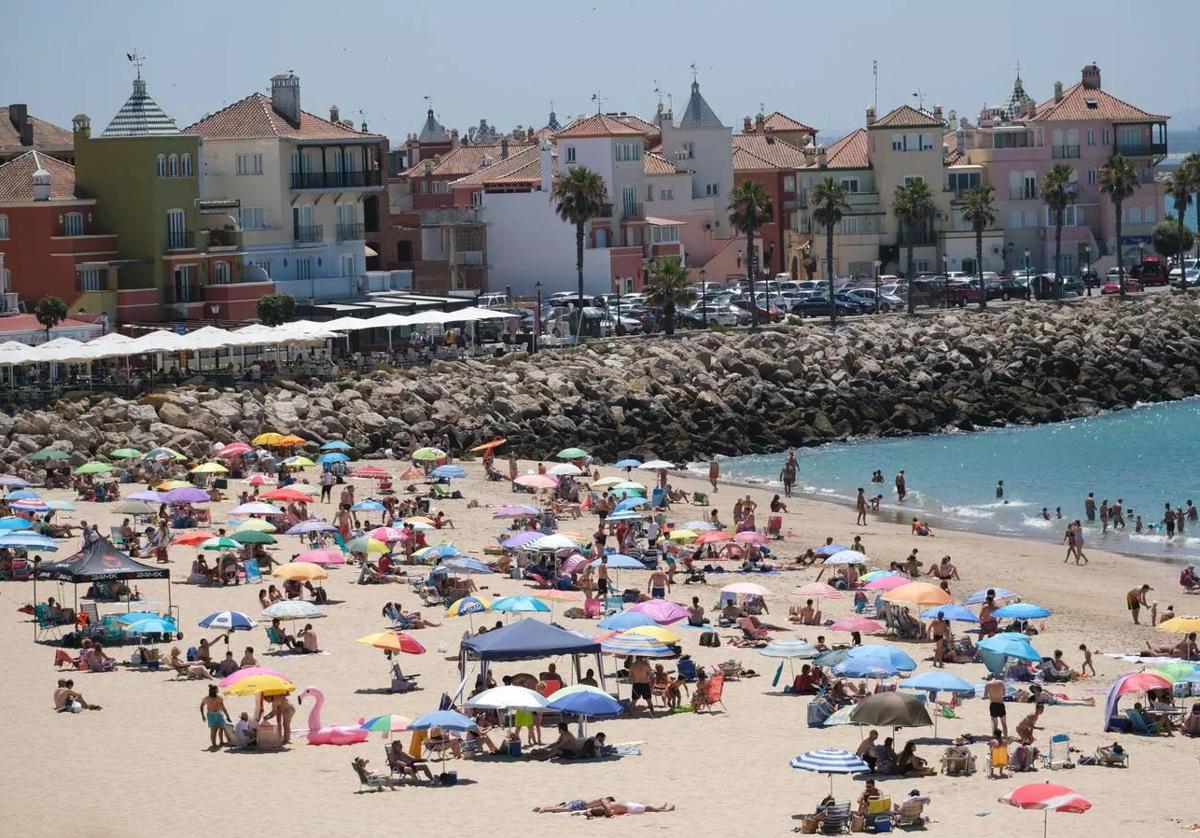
(690, 63, 698, 83)
(126, 50, 145, 80)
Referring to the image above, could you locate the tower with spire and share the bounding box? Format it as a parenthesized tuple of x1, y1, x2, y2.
(659, 71, 732, 207)
(1003, 62, 1033, 121)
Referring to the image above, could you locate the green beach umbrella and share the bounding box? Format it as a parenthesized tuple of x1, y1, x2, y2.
(1148, 663, 1200, 683)
(28, 447, 70, 462)
(74, 462, 114, 475)
(412, 447, 445, 462)
(556, 447, 588, 460)
(201, 536, 241, 551)
(109, 448, 143, 460)
(231, 530, 277, 545)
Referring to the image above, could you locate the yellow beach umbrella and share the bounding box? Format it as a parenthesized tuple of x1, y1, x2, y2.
(190, 462, 228, 474)
(276, 435, 308, 448)
(272, 562, 328, 582)
(590, 477, 625, 490)
(883, 581, 952, 607)
(1158, 616, 1200, 634)
(624, 625, 681, 645)
(253, 432, 285, 446)
(668, 529, 699, 542)
(155, 479, 192, 490)
(356, 632, 427, 654)
(236, 519, 276, 534)
(283, 456, 316, 468)
(223, 674, 295, 697)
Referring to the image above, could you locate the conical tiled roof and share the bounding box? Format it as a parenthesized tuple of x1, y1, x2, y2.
(102, 78, 178, 137)
(418, 108, 449, 143)
(677, 81, 726, 130)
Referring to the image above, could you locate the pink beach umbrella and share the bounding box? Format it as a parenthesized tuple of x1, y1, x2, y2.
(295, 549, 346, 565)
(514, 474, 559, 490)
(219, 666, 289, 690)
(561, 554, 590, 574)
(827, 616, 884, 633)
(629, 599, 689, 625)
(733, 530, 769, 546)
(864, 575, 910, 592)
(999, 782, 1091, 837)
(694, 531, 731, 545)
(246, 475, 277, 487)
(369, 526, 405, 543)
(793, 582, 845, 600)
(217, 442, 254, 457)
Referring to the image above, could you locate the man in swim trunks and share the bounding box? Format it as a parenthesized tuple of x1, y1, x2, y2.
(1127, 584, 1151, 625)
(596, 556, 609, 600)
(646, 568, 669, 599)
(534, 798, 607, 813)
(200, 684, 231, 749)
(628, 657, 655, 716)
(983, 675, 1008, 738)
(586, 800, 674, 817)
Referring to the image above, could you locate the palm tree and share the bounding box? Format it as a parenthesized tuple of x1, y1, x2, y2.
(728, 181, 773, 331)
(1165, 165, 1195, 279)
(552, 166, 608, 331)
(891, 180, 936, 314)
(960, 185, 997, 310)
(642, 256, 694, 336)
(1099, 154, 1140, 299)
(1186, 153, 1200, 263)
(810, 177, 849, 323)
(1040, 164, 1076, 300)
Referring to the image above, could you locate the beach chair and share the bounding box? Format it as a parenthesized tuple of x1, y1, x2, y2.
(109, 526, 126, 548)
(80, 601, 100, 627)
(1127, 708, 1167, 735)
(693, 673, 725, 713)
(766, 515, 783, 539)
(603, 595, 624, 615)
(242, 558, 262, 584)
(677, 657, 698, 681)
(939, 747, 976, 776)
(650, 487, 668, 510)
(1095, 746, 1129, 768)
(988, 742, 1010, 778)
(862, 797, 892, 832)
(1042, 733, 1071, 769)
(692, 492, 708, 506)
(351, 760, 390, 793)
(265, 626, 288, 653)
(34, 604, 62, 642)
(818, 802, 851, 834)
(892, 799, 928, 829)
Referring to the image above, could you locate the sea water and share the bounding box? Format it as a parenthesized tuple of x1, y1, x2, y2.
(702, 398, 1200, 562)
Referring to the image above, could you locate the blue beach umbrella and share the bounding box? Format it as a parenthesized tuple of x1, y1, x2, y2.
(815, 543, 851, 557)
(846, 644, 917, 670)
(431, 464, 468, 480)
(761, 639, 820, 659)
(546, 685, 623, 717)
(319, 441, 352, 451)
(613, 497, 650, 513)
(963, 587, 1018, 605)
(414, 543, 460, 562)
(604, 510, 644, 522)
(833, 658, 905, 678)
(316, 452, 350, 465)
(979, 632, 1042, 662)
(991, 602, 1052, 620)
(789, 748, 870, 794)
(590, 554, 645, 570)
(491, 595, 551, 614)
(613, 459, 642, 469)
(45, 500, 76, 511)
(918, 604, 980, 623)
(443, 557, 492, 575)
(199, 610, 257, 631)
(0, 475, 30, 488)
(813, 648, 853, 669)
(351, 498, 386, 512)
(4, 489, 41, 501)
(0, 516, 33, 531)
(116, 611, 167, 625)
(0, 532, 58, 550)
(900, 670, 976, 695)
(122, 617, 179, 635)
(597, 610, 658, 631)
(408, 709, 477, 731)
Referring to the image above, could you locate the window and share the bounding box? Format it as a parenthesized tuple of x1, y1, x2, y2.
(1128, 206, 1142, 224)
(1009, 209, 1024, 230)
(181, 153, 192, 176)
(903, 175, 923, 187)
(295, 257, 313, 281)
(783, 176, 795, 192)
(236, 153, 264, 175)
(947, 171, 980, 192)
(659, 187, 674, 200)
(1144, 204, 1156, 224)
(396, 241, 413, 262)
(615, 142, 641, 162)
(1066, 129, 1079, 147)
(651, 225, 679, 243)
(1087, 130, 1096, 146)
(420, 181, 428, 193)
(211, 261, 230, 284)
(683, 142, 695, 159)
(340, 254, 356, 276)
(565, 146, 576, 164)
(839, 216, 869, 235)
(891, 134, 903, 151)
(1045, 205, 1081, 227)
(166, 208, 187, 248)
(470, 191, 482, 207)
(1023, 172, 1037, 200)
(840, 178, 860, 193)
(77, 268, 104, 291)
(240, 207, 265, 230)
(156, 154, 166, 176)
(174, 264, 196, 303)
(0, 214, 8, 238)
(1102, 129, 1111, 146)
(1087, 169, 1097, 186)
(915, 260, 930, 273)
(705, 182, 719, 196)
(167, 154, 178, 177)
(646, 184, 654, 202)
(921, 133, 935, 150)
(432, 180, 448, 194)
(63, 212, 84, 236)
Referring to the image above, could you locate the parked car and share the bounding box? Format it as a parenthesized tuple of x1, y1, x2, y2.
(687, 305, 741, 327)
(1176, 268, 1200, 288)
(1080, 267, 1101, 288)
(790, 295, 861, 318)
(1100, 278, 1142, 295)
(1061, 276, 1085, 297)
(477, 292, 509, 308)
(908, 278, 947, 307)
(994, 277, 1030, 301)
(731, 298, 785, 322)
(1168, 259, 1199, 280)
(1130, 256, 1169, 286)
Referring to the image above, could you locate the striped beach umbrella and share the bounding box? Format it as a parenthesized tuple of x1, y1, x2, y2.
(600, 633, 674, 658)
(199, 610, 257, 631)
(789, 748, 870, 793)
(446, 595, 492, 617)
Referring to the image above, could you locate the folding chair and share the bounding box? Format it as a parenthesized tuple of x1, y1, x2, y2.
(1042, 733, 1071, 768)
(242, 558, 262, 584)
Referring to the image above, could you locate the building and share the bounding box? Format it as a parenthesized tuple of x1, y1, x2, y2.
(731, 121, 811, 278)
(1, 104, 74, 164)
(740, 111, 817, 148)
(0, 151, 120, 318)
(184, 73, 388, 309)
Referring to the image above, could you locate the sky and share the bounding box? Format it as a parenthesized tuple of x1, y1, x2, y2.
(5, 0, 1200, 145)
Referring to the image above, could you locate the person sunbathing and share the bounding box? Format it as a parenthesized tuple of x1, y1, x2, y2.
(54, 679, 100, 712)
(530, 722, 581, 760)
(897, 742, 936, 777)
(82, 642, 116, 672)
(534, 798, 608, 814)
(585, 799, 674, 818)
(1182, 703, 1200, 736)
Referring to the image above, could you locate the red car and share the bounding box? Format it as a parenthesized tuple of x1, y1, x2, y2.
(1100, 278, 1142, 295)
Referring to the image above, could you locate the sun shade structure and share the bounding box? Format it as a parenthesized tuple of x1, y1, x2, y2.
(33, 538, 172, 624)
(457, 618, 604, 698)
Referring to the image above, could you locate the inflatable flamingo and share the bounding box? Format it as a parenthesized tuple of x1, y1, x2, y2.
(296, 686, 368, 746)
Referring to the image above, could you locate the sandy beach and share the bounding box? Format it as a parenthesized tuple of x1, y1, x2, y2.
(3, 455, 1196, 837)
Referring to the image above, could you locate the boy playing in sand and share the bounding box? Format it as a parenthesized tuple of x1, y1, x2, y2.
(1078, 644, 1096, 677)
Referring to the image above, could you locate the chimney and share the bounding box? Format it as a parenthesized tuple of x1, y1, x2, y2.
(866, 106, 876, 127)
(816, 144, 827, 168)
(755, 113, 766, 131)
(932, 104, 943, 123)
(32, 155, 51, 201)
(1053, 81, 1064, 102)
(329, 104, 340, 123)
(526, 127, 534, 142)
(539, 138, 553, 192)
(72, 114, 90, 139)
(270, 73, 301, 125)
(802, 143, 816, 167)
(1081, 63, 1101, 90)
(450, 128, 460, 150)
(742, 116, 751, 133)
(500, 136, 509, 160)
(8, 103, 28, 136)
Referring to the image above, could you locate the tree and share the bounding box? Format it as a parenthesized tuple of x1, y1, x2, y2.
(256, 292, 296, 326)
(551, 166, 608, 334)
(810, 177, 849, 323)
(1184, 152, 1200, 265)
(1040, 164, 1076, 300)
(1165, 167, 1195, 273)
(1099, 154, 1140, 299)
(728, 181, 773, 332)
(34, 296, 68, 340)
(642, 256, 694, 336)
(1151, 216, 1194, 265)
(960, 185, 997, 310)
(891, 179, 936, 314)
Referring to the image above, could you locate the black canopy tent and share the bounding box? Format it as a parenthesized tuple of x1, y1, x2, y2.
(457, 618, 604, 698)
(34, 538, 171, 635)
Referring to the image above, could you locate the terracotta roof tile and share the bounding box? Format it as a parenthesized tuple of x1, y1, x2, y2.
(642, 151, 680, 176)
(822, 129, 870, 170)
(872, 105, 944, 129)
(732, 134, 808, 170)
(554, 113, 645, 139)
(1031, 82, 1166, 123)
(0, 109, 73, 160)
(400, 142, 533, 178)
(0, 151, 78, 202)
(612, 114, 661, 138)
(451, 145, 549, 188)
(183, 93, 379, 141)
(762, 111, 817, 134)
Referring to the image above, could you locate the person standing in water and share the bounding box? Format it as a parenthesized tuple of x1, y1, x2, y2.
(780, 451, 797, 499)
(995, 480, 1004, 499)
(1084, 493, 1096, 523)
(1163, 503, 1177, 538)
(895, 470, 907, 502)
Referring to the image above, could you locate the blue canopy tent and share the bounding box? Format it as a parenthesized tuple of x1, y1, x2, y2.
(457, 618, 604, 698)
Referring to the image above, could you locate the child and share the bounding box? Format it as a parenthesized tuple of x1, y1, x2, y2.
(1078, 643, 1096, 677)
(666, 671, 689, 710)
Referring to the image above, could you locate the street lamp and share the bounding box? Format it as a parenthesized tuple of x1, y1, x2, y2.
(1084, 244, 1092, 296)
(533, 281, 542, 353)
(941, 254, 950, 308)
(1024, 247, 1031, 300)
(873, 259, 882, 314)
(699, 268, 708, 329)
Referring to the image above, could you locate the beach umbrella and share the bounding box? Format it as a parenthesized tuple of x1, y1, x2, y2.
(0, 516, 32, 531)
(346, 536, 388, 554)
(529, 533, 580, 552)
(547, 463, 582, 477)
(155, 480, 192, 491)
(316, 453, 350, 466)
(405, 516, 437, 529)
(590, 554, 644, 570)
(45, 499, 76, 512)
(815, 543, 850, 557)
(849, 691, 932, 728)
(190, 462, 228, 474)
(319, 440, 352, 451)
(7, 498, 49, 513)
(555, 447, 588, 460)
(1112, 671, 1172, 697)
(789, 748, 870, 794)
(500, 531, 543, 550)
(680, 520, 717, 531)
(164, 487, 210, 504)
(999, 782, 1090, 837)
(813, 648, 853, 669)
(443, 557, 493, 575)
(860, 570, 900, 583)
(218, 666, 288, 690)
(275, 435, 308, 448)
(231, 502, 284, 516)
(114, 501, 158, 516)
(0, 475, 28, 489)
(733, 530, 769, 546)
(358, 714, 413, 737)
(1157, 615, 1200, 634)
(884, 581, 952, 607)
(246, 475, 277, 487)
(624, 625, 681, 645)
(694, 531, 731, 545)
(272, 562, 328, 581)
(73, 462, 113, 475)
(612, 480, 646, 492)
(604, 510, 643, 524)
(27, 447, 71, 462)
(351, 499, 386, 512)
(901, 670, 975, 695)
(546, 685, 622, 717)
(466, 686, 549, 712)
(822, 704, 859, 727)
(122, 616, 179, 635)
(126, 490, 166, 504)
(0, 532, 58, 550)
(667, 529, 699, 542)
(261, 601, 324, 621)
(282, 456, 315, 468)
(919, 604, 980, 623)
(200, 536, 241, 551)
(253, 432, 286, 446)
(1146, 663, 1199, 683)
(145, 447, 186, 462)
(515, 474, 559, 490)
(171, 530, 213, 547)
(979, 633, 1042, 663)
(629, 599, 688, 625)
(844, 645, 917, 671)
(589, 476, 625, 490)
(794, 582, 845, 600)
(446, 595, 492, 617)
(411, 447, 446, 462)
(217, 442, 254, 457)
(601, 634, 674, 658)
(356, 631, 426, 655)
(199, 611, 257, 631)
(109, 448, 143, 460)
(612, 496, 649, 513)
(369, 526, 405, 542)
(992, 602, 1052, 620)
(285, 520, 335, 535)
(613, 458, 641, 468)
(294, 549, 345, 565)
(561, 554, 590, 574)
(964, 587, 1019, 605)
(828, 616, 884, 633)
(639, 459, 675, 470)
(350, 466, 390, 480)
(230, 530, 276, 545)
(823, 549, 871, 566)
(864, 575, 911, 591)
(261, 487, 316, 502)
(413, 544, 460, 562)
(597, 610, 658, 631)
(491, 595, 551, 614)
(469, 438, 507, 453)
(760, 639, 820, 659)
(492, 504, 540, 519)
(409, 709, 477, 732)
(223, 674, 295, 697)
(722, 581, 769, 598)
(235, 518, 276, 533)
(431, 464, 467, 480)
(4, 488, 41, 500)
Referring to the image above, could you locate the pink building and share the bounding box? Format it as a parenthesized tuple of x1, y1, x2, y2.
(954, 64, 1167, 275)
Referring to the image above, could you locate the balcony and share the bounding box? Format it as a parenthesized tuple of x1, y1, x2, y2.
(336, 222, 365, 241)
(620, 202, 645, 221)
(1008, 188, 1038, 201)
(784, 192, 808, 210)
(294, 225, 323, 244)
(1051, 145, 1081, 159)
(1115, 142, 1168, 157)
(290, 170, 384, 190)
(896, 231, 937, 246)
(201, 228, 242, 249)
(166, 230, 195, 250)
(453, 250, 485, 267)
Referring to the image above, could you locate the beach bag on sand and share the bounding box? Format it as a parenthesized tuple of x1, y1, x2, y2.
(699, 631, 720, 647)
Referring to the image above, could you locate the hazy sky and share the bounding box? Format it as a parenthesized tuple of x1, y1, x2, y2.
(6, 0, 1199, 144)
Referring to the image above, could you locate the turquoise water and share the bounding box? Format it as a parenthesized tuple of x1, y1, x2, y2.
(703, 399, 1200, 561)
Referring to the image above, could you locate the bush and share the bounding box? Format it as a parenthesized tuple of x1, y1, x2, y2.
(256, 293, 296, 326)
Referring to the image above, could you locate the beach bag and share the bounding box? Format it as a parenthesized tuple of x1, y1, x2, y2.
(700, 631, 720, 647)
(807, 699, 832, 727)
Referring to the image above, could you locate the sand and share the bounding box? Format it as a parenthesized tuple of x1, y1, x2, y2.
(3, 457, 1197, 837)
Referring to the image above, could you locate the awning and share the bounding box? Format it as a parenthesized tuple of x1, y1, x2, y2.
(364, 244, 378, 258)
(645, 216, 687, 226)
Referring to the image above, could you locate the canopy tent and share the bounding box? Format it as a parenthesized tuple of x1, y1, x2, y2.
(32, 537, 172, 629)
(457, 618, 604, 698)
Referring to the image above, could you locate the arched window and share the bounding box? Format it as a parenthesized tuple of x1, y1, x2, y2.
(157, 154, 166, 176)
(0, 213, 8, 238)
(212, 261, 230, 284)
(181, 153, 192, 176)
(168, 154, 179, 177)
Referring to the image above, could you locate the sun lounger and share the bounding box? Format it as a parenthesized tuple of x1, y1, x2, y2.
(1095, 746, 1129, 767)
(818, 802, 851, 834)
(940, 747, 976, 776)
(352, 759, 390, 792)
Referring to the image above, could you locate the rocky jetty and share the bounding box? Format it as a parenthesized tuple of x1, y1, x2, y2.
(4, 295, 1200, 466)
